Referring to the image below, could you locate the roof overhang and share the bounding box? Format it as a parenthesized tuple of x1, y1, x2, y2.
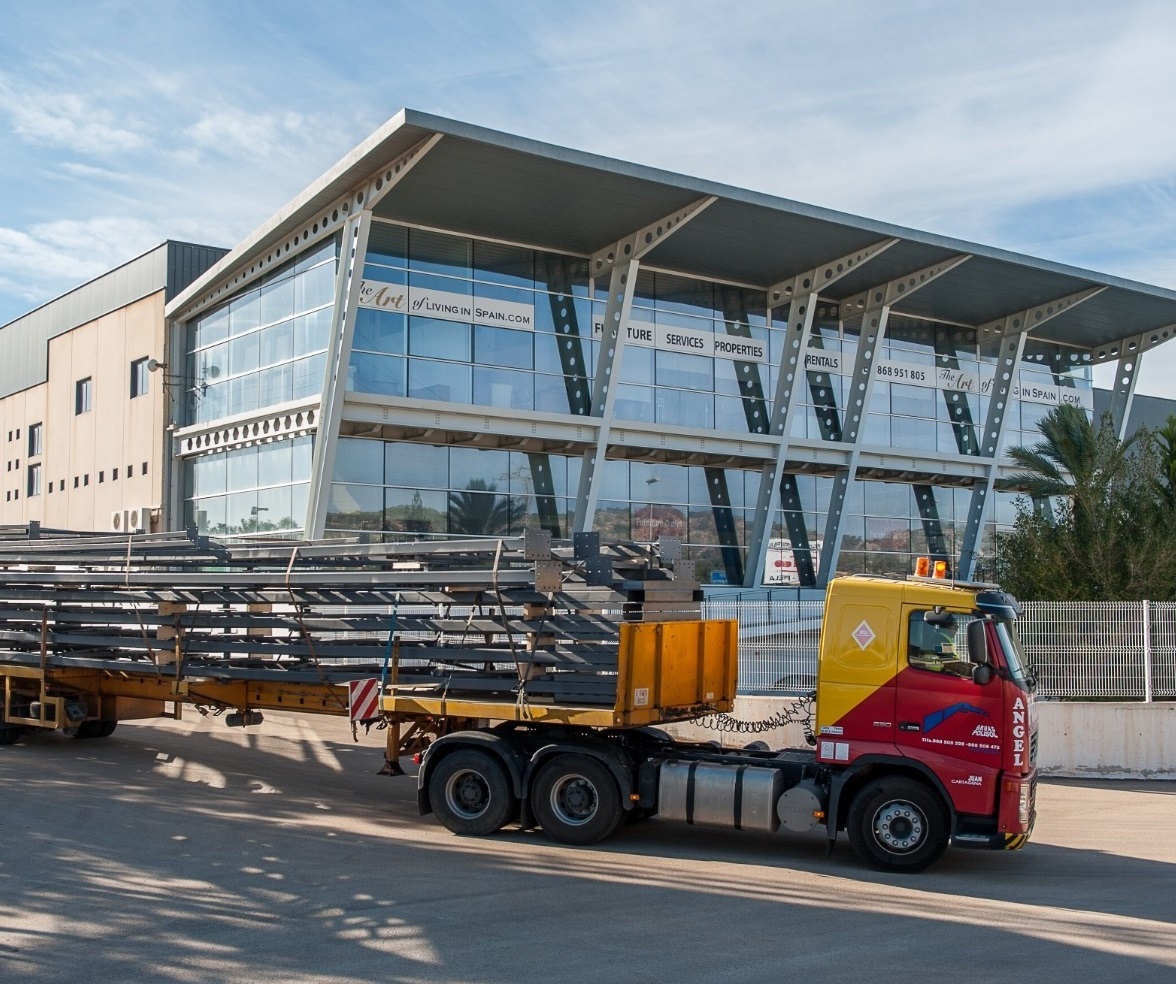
(167, 109, 1176, 356)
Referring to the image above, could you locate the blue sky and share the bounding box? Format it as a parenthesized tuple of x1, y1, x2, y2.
(4, 0, 1176, 392)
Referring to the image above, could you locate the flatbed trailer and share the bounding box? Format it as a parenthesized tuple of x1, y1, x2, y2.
(0, 527, 1037, 872)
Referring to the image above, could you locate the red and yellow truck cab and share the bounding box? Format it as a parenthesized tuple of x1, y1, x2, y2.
(815, 573, 1037, 853)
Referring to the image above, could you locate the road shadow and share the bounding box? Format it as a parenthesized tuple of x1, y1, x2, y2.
(2, 720, 1174, 984)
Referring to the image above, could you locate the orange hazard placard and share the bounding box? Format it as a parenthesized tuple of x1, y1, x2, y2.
(348, 679, 381, 720)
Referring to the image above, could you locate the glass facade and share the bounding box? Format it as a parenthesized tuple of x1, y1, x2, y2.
(184, 436, 313, 536)
(184, 238, 338, 425)
(326, 439, 579, 540)
(180, 238, 338, 538)
(319, 221, 1100, 580)
(170, 217, 1096, 572)
(348, 224, 595, 416)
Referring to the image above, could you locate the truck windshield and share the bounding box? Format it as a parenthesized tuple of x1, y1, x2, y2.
(993, 618, 1036, 693)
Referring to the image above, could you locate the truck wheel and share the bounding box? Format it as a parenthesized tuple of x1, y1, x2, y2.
(0, 726, 22, 746)
(847, 777, 949, 873)
(428, 749, 517, 837)
(531, 754, 624, 846)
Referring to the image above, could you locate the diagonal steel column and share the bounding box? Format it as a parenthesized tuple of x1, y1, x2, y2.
(704, 466, 744, 585)
(573, 198, 716, 532)
(305, 212, 372, 537)
(528, 452, 561, 537)
(541, 254, 591, 417)
(779, 474, 816, 586)
(1089, 325, 1176, 441)
(718, 286, 769, 435)
(956, 287, 1105, 577)
(934, 332, 979, 456)
(742, 239, 898, 587)
(572, 259, 639, 532)
(913, 484, 950, 565)
(816, 255, 972, 584)
(305, 136, 443, 538)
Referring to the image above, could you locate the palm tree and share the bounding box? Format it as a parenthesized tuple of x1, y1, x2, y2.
(997, 404, 1176, 600)
(448, 479, 524, 536)
(1153, 413, 1176, 510)
(1004, 404, 1137, 542)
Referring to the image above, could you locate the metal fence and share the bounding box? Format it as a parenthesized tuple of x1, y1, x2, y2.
(703, 599, 1176, 700)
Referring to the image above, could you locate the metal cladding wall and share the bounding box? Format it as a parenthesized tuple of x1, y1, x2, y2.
(0, 242, 226, 400)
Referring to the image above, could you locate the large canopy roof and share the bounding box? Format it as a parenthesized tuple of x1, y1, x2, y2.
(170, 109, 1176, 357)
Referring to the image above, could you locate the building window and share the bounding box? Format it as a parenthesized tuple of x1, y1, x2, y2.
(28, 423, 42, 457)
(142, 461, 148, 475)
(75, 377, 93, 414)
(113, 467, 119, 480)
(27, 463, 41, 497)
(130, 357, 150, 399)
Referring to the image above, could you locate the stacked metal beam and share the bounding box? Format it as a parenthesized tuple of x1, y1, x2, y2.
(0, 526, 700, 707)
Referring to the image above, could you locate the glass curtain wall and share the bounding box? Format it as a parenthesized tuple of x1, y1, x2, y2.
(184, 239, 338, 425)
(326, 439, 580, 540)
(332, 221, 1095, 581)
(184, 436, 313, 535)
(180, 238, 338, 537)
(348, 223, 594, 414)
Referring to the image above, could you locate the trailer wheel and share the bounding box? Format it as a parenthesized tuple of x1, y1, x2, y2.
(0, 726, 23, 746)
(847, 777, 949, 873)
(532, 754, 624, 846)
(428, 749, 517, 837)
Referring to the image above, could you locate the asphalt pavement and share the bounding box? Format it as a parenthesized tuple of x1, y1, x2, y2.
(2, 711, 1173, 984)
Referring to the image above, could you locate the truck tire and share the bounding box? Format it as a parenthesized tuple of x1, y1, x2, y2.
(531, 754, 624, 846)
(428, 749, 517, 837)
(846, 777, 949, 873)
(0, 726, 22, 746)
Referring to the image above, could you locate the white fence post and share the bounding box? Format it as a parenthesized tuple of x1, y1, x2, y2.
(1143, 599, 1153, 703)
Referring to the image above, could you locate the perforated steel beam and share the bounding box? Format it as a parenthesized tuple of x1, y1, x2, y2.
(956, 287, 1104, 577)
(913, 484, 949, 564)
(816, 254, 972, 584)
(588, 197, 715, 279)
(306, 212, 373, 537)
(572, 260, 638, 532)
(742, 239, 898, 587)
(704, 466, 744, 585)
(1087, 325, 1176, 440)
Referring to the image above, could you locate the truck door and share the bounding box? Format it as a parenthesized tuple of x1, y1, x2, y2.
(894, 609, 1003, 816)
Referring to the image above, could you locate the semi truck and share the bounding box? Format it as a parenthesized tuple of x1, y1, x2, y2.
(0, 528, 1036, 873)
(405, 568, 1037, 872)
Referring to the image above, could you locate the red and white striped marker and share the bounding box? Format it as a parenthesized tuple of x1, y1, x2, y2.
(348, 679, 381, 721)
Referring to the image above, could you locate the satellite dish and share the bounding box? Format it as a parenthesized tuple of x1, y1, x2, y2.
(147, 358, 165, 373)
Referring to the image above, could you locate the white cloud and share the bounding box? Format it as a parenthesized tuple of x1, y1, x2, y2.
(0, 74, 149, 158)
(183, 109, 309, 162)
(0, 217, 165, 320)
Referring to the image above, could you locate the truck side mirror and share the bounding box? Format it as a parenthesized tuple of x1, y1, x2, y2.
(972, 664, 994, 686)
(967, 618, 989, 665)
